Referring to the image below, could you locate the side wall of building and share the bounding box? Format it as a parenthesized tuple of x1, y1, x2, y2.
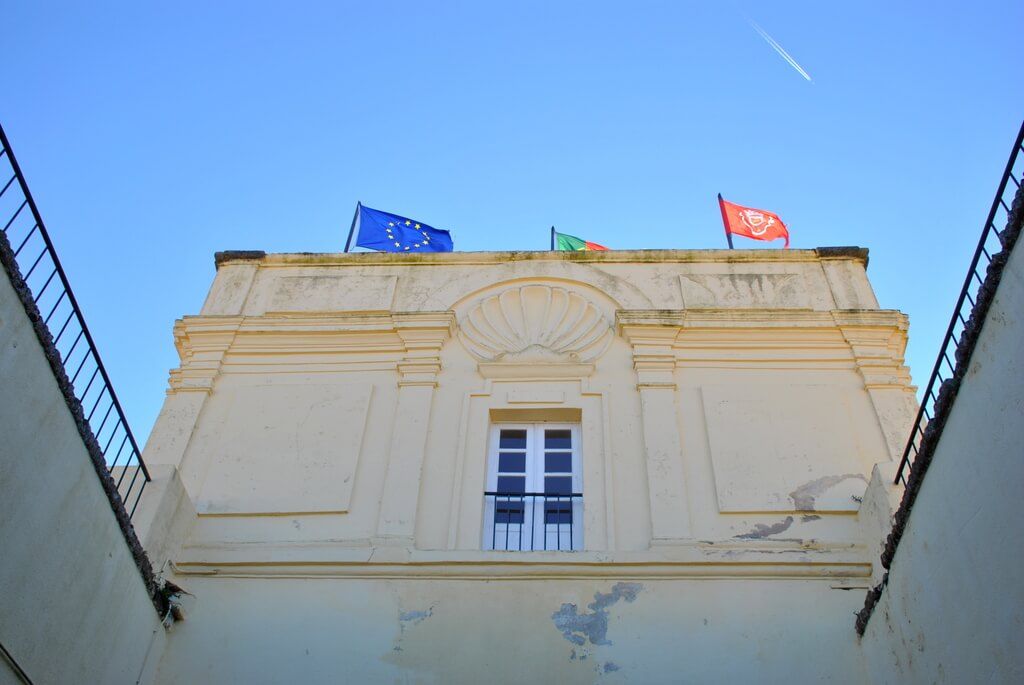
(859, 239, 1024, 682)
(0, 266, 166, 684)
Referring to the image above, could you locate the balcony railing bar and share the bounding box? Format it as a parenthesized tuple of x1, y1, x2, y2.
(0, 123, 150, 517)
(894, 120, 1024, 485)
(857, 121, 1024, 636)
(484, 492, 583, 552)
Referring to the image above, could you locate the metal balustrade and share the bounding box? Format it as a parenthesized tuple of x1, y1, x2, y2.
(857, 120, 1024, 636)
(894, 120, 1024, 485)
(484, 492, 583, 551)
(0, 123, 150, 518)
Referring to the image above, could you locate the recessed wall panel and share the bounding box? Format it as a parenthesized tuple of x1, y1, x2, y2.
(701, 384, 882, 513)
(197, 382, 372, 514)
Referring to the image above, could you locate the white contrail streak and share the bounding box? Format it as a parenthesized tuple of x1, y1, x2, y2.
(748, 18, 813, 82)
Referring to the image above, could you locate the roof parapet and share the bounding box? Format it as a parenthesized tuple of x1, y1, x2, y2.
(212, 247, 870, 269)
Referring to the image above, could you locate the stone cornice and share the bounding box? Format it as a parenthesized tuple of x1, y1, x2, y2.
(170, 317, 242, 393)
(170, 544, 871, 580)
(614, 309, 913, 372)
(617, 308, 908, 331)
(169, 311, 456, 390)
(174, 312, 454, 341)
(214, 247, 870, 269)
(833, 312, 914, 391)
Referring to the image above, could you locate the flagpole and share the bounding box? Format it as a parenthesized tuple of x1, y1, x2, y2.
(550, 226, 555, 251)
(344, 201, 361, 253)
(717, 194, 734, 249)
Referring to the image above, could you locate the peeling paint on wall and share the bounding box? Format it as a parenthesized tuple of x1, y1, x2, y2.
(735, 516, 794, 540)
(551, 582, 643, 647)
(398, 608, 433, 624)
(789, 474, 866, 511)
(393, 606, 433, 652)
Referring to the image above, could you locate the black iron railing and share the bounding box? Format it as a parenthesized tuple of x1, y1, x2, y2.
(856, 120, 1024, 636)
(0, 124, 150, 518)
(895, 121, 1024, 485)
(485, 492, 583, 551)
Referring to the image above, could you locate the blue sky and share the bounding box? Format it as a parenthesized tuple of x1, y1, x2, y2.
(3, 1, 1022, 444)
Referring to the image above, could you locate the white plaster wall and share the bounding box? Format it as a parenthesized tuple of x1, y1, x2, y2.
(157, 576, 868, 684)
(0, 270, 166, 684)
(860, 240, 1024, 683)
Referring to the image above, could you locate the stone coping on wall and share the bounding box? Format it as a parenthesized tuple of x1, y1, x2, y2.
(214, 247, 869, 269)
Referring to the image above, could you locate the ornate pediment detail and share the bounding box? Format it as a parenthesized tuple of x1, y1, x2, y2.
(458, 285, 612, 364)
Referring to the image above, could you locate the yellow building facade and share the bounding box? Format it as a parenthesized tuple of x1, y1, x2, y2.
(141, 247, 916, 683)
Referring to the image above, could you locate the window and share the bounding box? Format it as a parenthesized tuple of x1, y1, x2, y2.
(484, 423, 583, 551)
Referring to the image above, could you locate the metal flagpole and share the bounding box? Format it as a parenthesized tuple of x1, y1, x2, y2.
(550, 226, 555, 251)
(344, 201, 361, 253)
(717, 194, 734, 249)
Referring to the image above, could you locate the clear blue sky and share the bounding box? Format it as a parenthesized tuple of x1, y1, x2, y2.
(3, 1, 1022, 445)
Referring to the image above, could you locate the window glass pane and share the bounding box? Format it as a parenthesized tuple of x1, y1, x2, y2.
(496, 501, 525, 524)
(498, 453, 526, 473)
(544, 429, 572, 450)
(544, 476, 573, 495)
(499, 430, 527, 449)
(545, 502, 573, 524)
(496, 476, 526, 494)
(545, 452, 572, 473)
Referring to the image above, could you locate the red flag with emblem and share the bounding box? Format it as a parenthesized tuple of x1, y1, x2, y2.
(718, 195, 790, 248)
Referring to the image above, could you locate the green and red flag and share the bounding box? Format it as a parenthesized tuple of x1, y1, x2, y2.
(553, 230, 608, 251)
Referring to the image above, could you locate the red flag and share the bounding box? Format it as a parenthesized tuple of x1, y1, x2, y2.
(718, 195, 790, 248)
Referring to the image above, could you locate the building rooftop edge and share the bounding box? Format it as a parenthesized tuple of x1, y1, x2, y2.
(213, 246, 869, 270)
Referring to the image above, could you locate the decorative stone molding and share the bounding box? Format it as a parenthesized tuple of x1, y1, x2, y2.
(614, 311, 692, 540)
(168, 312, 455, 391)
(459, 285, 612, 365)
(394, 312, 456, 387)
(378, 312, 455, 541)
(831, 311, 914, 390)
(616, 311, 682, 389)
(832, 310, 918, 461)
(169, 317, 243, 394)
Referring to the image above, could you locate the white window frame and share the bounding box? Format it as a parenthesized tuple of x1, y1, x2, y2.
(483, 422, 583, 551)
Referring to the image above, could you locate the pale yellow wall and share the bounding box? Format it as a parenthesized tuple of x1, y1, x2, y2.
(141, 248, 916, 683)
(156, 576, 868, 684)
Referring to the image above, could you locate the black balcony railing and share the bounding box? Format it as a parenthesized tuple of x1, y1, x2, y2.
(0, 124, 150, 518)
(894, 121, 1024, 486)
(856, 120, 1024, 636)
(485, 492, 583, 551)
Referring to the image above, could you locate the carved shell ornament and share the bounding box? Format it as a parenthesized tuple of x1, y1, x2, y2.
(459, 285, 612, 363)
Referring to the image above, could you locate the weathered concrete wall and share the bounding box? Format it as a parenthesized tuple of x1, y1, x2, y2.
(157, 576, 867, 684)
(0, 266, 166, 683)
(859, 239, 1024, 682)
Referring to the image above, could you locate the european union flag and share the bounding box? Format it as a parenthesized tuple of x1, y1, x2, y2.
(350, 203, 454, 253)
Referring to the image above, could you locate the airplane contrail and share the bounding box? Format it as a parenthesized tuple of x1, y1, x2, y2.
(747, 18, 813, 82)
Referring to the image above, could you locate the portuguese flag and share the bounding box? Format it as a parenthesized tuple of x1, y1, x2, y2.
(553, 230, 608, 251)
